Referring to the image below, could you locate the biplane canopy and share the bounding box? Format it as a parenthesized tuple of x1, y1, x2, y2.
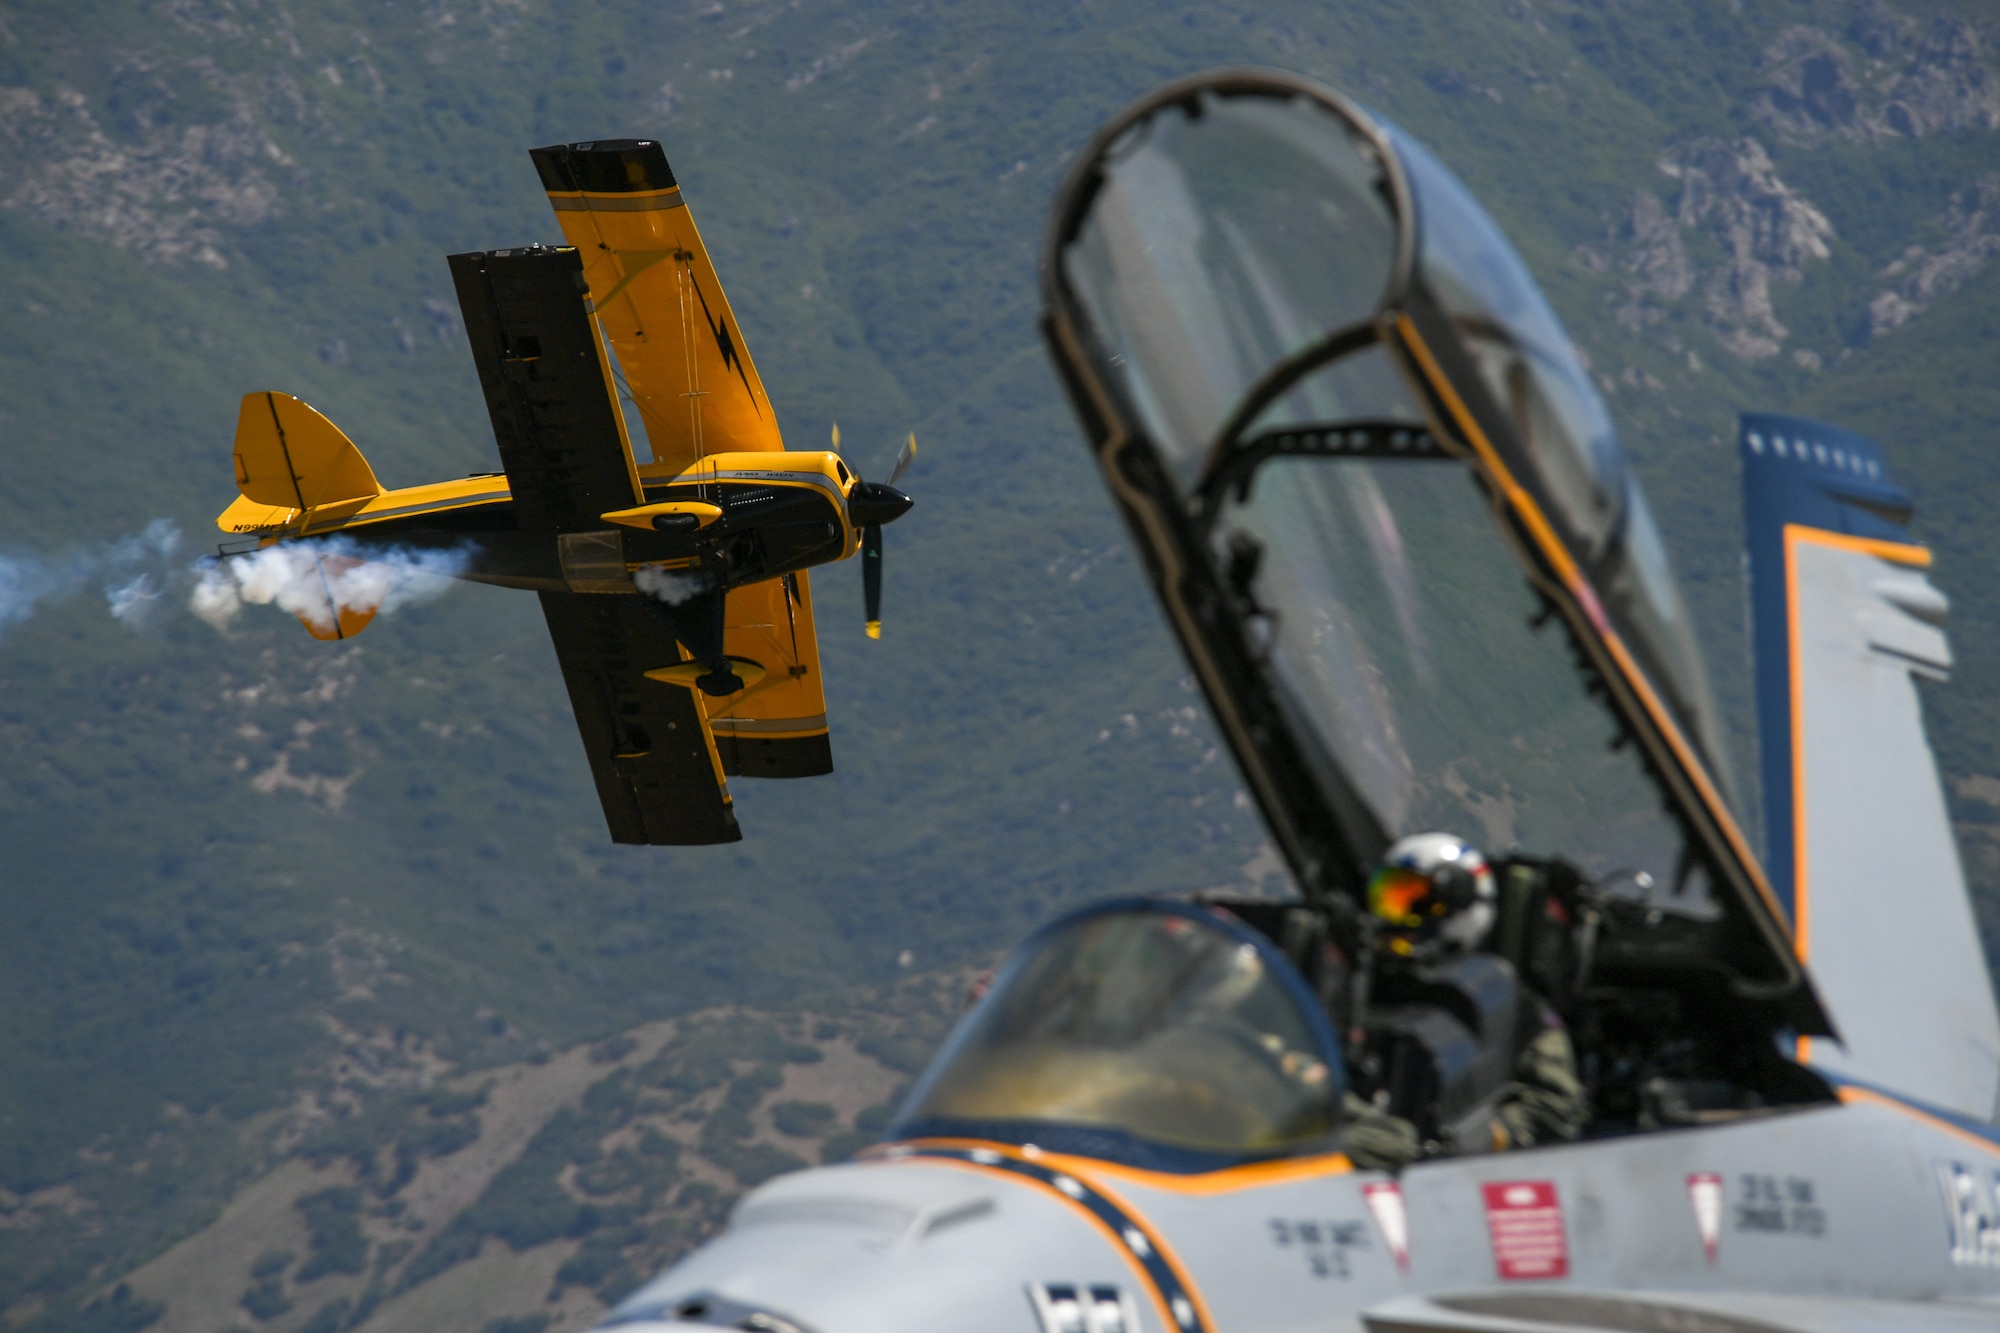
(1040, 69, 1830, 1034)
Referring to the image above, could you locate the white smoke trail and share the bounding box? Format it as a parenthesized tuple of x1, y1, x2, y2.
(0, 523, 468, 640)
(0, 551, 94, 632)
(0, 519, 183, 635)
(189, 537, 473, 634)
(107, 574, 164, 627)
(633, 563, 709, 606)
(103, 519, 183, 629)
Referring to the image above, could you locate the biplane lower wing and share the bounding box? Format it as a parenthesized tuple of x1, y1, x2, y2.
(448, 244, 643, 534)
(540, 590, 740, 845)
(712, 572, 834, 779)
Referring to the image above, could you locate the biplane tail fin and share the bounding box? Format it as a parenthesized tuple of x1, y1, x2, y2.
(216, 392, 386, 641)
(223, 391, 383, 525)
(1741, 412, 2000, 1119)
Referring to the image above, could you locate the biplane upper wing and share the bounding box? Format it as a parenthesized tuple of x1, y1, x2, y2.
(449, 242, 741, 845)
(526, 140, 835, 780)
(530, 139, 784, 473)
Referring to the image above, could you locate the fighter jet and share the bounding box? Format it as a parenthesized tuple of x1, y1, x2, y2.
(534, 71, 2000, 1330)
(212, 140, 916, 845)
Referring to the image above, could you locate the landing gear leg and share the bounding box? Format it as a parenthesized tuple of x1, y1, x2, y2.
(644, 586, 744, 697)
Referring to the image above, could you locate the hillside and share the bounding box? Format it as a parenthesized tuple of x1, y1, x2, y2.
(115, 973, 967, 1333)
(0, 1, 1996, 1329)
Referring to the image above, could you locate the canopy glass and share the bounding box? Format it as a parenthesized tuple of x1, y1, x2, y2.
(894, 902, 1344, 1162)
(1056, 87, 1723, 901)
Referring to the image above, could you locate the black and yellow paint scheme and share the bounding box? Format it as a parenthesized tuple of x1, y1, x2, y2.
(215, 140, 914, 846)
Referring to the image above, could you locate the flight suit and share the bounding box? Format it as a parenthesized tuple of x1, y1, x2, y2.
(1338, 990, 1586, 1169)
(1491, 1003, 1586, 1150)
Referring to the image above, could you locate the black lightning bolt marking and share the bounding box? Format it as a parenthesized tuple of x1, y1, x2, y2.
(687, 275, 763, 418)
(781, 571, 801, 664)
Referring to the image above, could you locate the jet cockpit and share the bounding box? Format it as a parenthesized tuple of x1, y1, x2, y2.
(593, 69, 2000, 1333)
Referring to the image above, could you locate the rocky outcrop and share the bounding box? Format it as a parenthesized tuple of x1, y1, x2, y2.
(1584, 138, 1834, 361)
(0, 66, 293, 269)
(1866, 172, 2000, 339)
(1749, 3, 2000, 145)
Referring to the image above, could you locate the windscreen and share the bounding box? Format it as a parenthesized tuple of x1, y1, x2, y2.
(895, 906, 1343, 1157)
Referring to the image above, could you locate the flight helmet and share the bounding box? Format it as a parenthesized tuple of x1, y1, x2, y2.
(1366, 832, 1496, 953)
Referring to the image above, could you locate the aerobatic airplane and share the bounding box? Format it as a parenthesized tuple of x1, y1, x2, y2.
(213, 140, 915, 845)
(567, 71, 2000, 1331)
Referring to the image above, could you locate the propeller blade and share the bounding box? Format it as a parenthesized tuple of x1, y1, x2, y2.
(888, 432, 917, 487)
(830, 421, 842, 453)
(862, 521, 883, 639)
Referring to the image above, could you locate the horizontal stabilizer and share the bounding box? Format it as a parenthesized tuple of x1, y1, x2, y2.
(1741, 412, 2000, 1120)
(295, 604, 377, 642)
(233, 392, 382, 513)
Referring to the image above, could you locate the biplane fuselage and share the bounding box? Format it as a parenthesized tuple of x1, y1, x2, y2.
(213, 140, 911, 845)
(218, 450, 865, 596)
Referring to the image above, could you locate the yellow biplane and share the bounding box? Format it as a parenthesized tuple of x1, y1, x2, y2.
(215, 140, 916, 845)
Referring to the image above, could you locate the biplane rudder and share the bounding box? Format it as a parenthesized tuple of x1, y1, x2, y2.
(218, 391, 384, 537)
(217, 392, 386, 642)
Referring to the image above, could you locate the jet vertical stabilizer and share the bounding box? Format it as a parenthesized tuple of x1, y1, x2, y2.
(1742, 411, 2000, 1119)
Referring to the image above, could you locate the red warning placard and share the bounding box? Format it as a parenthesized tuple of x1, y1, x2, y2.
(1482, 1180, 1568, 1280)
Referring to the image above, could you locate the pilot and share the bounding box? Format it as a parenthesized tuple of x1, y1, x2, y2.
(1356, 832, 1587, 1159)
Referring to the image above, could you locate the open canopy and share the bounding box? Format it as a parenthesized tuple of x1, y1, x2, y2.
(1040, 69, 1827, 1034)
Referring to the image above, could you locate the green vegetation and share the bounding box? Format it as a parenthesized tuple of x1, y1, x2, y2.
(480, 1316, 550, 1333)
(295, 1187, 370, 1282)
(297, 1299, 353, 1333)
(699, 1138, 808, 1189)
(297, 1087, 488, 1197)
(248, 1251, 294, 1282)
(822, 1096, 903, 1165)
(770, 1101, 837, 1138)
(0, 1, 1994, 1329)
(31, 1288, 164, 1333)
(238, 1280, 290, 1322)
(553, 1231, 646, 1305)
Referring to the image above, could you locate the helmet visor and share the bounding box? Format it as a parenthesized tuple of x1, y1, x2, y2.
(1367, 865, 1433, 926)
